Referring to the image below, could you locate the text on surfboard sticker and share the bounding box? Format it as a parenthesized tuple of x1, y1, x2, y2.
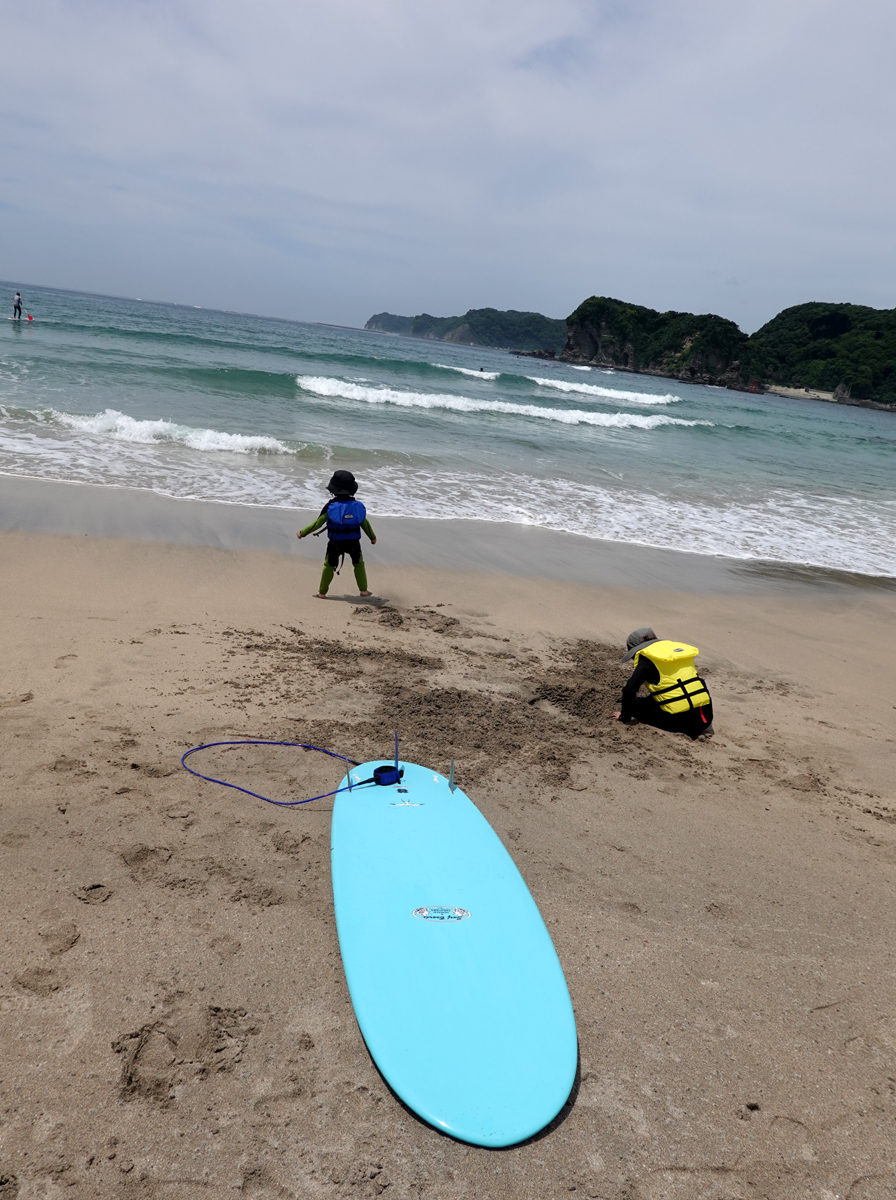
(413, 906, 470, 922)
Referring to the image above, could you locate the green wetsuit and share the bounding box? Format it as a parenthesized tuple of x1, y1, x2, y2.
(300, 507, 376, 595)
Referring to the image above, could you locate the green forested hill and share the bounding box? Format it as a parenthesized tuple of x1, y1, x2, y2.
(747, 302, 896, 402)
(562, 295, 896, 403)
(368, 297, 896, 403)
(562, 296, 749, 386)
(365, 308, 566, 353)
(365, 312, 414, 335)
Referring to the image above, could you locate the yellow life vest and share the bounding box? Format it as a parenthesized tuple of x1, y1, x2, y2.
(633, 640, 711, 714)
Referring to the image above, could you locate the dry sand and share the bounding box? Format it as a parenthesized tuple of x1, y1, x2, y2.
(1, 529, 895, 1200)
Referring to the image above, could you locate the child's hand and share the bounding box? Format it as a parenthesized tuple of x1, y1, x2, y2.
(296, 531, 303, 539)
(370, 537, 376, 544)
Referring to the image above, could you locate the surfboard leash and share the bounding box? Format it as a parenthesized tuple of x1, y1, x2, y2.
(181, 739, 364, 807)
(180, 735, 404, 807)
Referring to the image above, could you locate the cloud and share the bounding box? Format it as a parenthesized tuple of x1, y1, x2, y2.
(1, 0, 894, 329)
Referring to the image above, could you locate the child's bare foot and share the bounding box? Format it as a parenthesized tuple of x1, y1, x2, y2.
(313, 593, 328, 599)
(359, 590, 372, 597)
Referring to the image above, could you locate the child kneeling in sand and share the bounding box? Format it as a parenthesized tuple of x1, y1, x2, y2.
(613, 627, 714, 740)
(297, 470, 377, 599)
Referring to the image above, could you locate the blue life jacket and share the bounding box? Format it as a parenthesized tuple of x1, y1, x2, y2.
(327, 497, 366, 540)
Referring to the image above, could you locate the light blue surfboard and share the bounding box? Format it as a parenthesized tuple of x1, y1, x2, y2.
(330, 758, 578, 1148)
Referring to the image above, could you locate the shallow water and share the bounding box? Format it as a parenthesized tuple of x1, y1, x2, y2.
(2, 282, 895, 577)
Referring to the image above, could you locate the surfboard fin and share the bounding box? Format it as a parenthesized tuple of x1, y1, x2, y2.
(448, 758, 456, 793)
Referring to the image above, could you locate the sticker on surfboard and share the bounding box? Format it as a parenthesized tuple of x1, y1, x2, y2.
(413, 906, 470, 922)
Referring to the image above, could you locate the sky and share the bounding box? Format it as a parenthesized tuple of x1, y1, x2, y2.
(1, 0, 894, 332)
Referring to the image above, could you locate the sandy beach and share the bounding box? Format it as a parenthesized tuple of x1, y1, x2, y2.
(1, 498, 895, 1199)
(763, 385, 838, 404)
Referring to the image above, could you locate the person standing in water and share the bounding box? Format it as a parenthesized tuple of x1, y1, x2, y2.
(13, 292, 22, 320)
(297, 470, 377, 599)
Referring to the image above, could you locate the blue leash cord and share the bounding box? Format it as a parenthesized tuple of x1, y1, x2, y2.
(180, 740, 363, 807)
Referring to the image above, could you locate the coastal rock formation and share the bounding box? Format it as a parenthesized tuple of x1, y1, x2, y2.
(833, 381, 852, 402)
(365, 312, 413, 336)
(511, 348, 557, 360)
(562, 295, 896, 404)
(365, 308, 566, 354)
(371, 296, 896, 405)
(442, 322, 474, 344)
(561, 296, 751, 388)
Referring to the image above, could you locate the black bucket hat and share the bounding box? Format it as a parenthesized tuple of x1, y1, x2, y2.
(620, 627, 659, 663)
(327, 470, 358, 495)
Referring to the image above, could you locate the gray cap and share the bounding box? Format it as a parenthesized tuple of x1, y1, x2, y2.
(621, 627, 659, 662)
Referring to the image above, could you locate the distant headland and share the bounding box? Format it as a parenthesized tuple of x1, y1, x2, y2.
(365, 308, 567, 355)
(367, 298, 896, 408)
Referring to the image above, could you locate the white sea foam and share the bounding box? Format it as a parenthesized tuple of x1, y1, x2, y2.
(1, 411, 894, 575)
(296, 376, 704, 429)
(356, 468, 896, 578)
(527, 377, 680, 405)
(569, 365, 591, 371)
(434, 364, 500, 381)
(53, 409, 293, 454)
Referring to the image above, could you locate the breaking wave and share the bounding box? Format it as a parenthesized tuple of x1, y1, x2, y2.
(433, 363, 500, 381)
(52, 409, 293, 454)
(526, 377, 681, 405)
(296, 376, 707, 429)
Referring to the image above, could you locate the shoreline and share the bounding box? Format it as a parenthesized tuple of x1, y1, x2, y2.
(762, 382, 896, 412)
(763, 383, 837, 403)
(0, 472, 892, 596)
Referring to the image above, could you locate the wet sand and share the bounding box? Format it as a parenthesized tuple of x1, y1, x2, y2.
(0, 473, 891, 597)
(1, 489, 895, 1199)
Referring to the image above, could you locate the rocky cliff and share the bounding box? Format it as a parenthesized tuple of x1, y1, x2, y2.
(371, 296, 896, 404)
(562, 295, 896, 403)
(561, 296, 751, 388)
(365, 312, 414, 335)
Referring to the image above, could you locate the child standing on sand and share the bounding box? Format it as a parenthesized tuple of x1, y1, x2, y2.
(297, 470, 377, 599)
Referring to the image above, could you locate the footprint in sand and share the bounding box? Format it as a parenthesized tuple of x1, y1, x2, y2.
(73, 884, 112, 904)
(14, 965, 62, 996)
(120, 844, 172, 877)
(37, 919, 81, 955)
(112, 1004, 257, 1103)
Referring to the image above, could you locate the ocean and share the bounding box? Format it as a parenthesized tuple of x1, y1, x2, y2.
(2, 282, 895, 578)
